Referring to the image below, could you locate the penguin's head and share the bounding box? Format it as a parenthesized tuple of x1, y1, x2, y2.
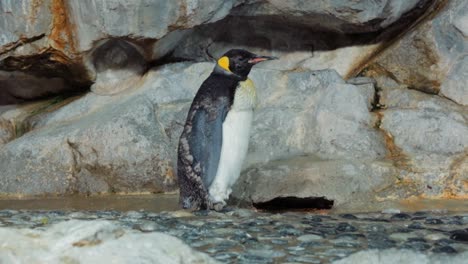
(216, 49, 277, 79)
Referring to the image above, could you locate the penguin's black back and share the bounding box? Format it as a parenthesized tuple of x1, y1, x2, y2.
(192, 73, 239, 106)
(177, 72, 241, 210)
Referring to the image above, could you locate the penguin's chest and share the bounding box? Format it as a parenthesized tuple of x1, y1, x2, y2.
(211, 79, 257, 192)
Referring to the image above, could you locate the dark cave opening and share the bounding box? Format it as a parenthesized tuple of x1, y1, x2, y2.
(253, 196, 334, 211)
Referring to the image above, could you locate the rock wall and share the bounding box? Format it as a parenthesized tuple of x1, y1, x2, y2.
(0, 0, 466, 210)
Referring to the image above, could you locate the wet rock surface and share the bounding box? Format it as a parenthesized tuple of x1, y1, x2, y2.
(1, 209, 467, 263)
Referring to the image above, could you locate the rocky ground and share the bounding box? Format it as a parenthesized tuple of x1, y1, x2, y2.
(1, 208, 468, 263)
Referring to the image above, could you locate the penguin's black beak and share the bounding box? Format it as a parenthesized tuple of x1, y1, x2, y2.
(248, 55, 278, 64)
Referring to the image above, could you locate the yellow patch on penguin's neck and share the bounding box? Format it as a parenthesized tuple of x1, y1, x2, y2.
(217, 56, 231, 72)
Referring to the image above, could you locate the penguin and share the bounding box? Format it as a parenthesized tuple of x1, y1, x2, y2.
(177, 49, 276, 210)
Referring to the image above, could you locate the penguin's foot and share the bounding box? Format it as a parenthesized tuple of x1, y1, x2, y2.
(212, 202, 226, 212)
(208, 185, 230, 203)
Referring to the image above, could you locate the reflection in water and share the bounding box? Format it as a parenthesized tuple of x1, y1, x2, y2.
(0, 194, 179, 212)
(0, 194, 467, 213)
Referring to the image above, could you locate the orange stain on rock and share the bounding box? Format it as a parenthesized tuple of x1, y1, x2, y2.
(49, 0, 76, 55)
(374, 111, 410, 169)
(399, 196, 468, 212)
(29, 0, 44, 25)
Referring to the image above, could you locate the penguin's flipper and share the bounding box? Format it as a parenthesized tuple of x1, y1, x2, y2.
(188, 97, 229, 190)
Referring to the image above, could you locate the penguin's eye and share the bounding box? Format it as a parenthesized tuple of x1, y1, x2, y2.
(238, 57, 248, 63)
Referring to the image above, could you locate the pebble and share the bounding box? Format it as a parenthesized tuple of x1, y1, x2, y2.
(123, 210, 144, 219)
(271, 239, 289, 245)
(0, 209, 467, 263)
(168, 210, 194, 218)
(367, 234, 396, 249)
(214, 252, 238, 261)
(389, 232, 416, 241)
(390, 213, 412, 221)
(408, 222, 425, 229)
(462, 216, 468, 225)
(297, 234, 323, 242)
(425, 218, 444, 225)
(288, 255, 321, 263)
(279, 227, 303, 236)
(450, 230, 468, 242)
(248, 249, 286, 258)
(382, 209, 401, 214)
(424, 233, 446, 241)
(134, 220, 161, 232)
(68, 212, 96, 219)
(401, 241, 430, 251)
(339, 214, 358, 220)
(336, 222, 357, 232)
(287, 246, 305, 252)
(432, 245, 457, 254)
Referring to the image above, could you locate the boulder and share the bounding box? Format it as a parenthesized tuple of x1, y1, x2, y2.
(377, 88, 468, 197)
(0, 96, 177, 195)
(0, 62, 214, 195)
(0, 220, 219, 264)
(333, 249, 468, 264)
(231, 0, 427, 32)
(440, 55, 468, 106)
(231, 156, 397, 209)
(370, 0, 467, 104)
(171, 0, 435, 77)
(246, 69, 386, 166)
(171, 17, 383, 77)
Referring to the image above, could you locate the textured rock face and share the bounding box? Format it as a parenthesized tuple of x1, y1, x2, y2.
(0, 62, 386, 196)
(231, 0, 424, 32)
(375, 86, 468, 198)
(246, 70, 385, 166)
(232, 157, 396, 208)
(0, 220, 219, 264)
(0, 62, 213, 195)
(0, 0, 432, 103)
(371, 0, 467, 104)
(0, 0, 239, 103)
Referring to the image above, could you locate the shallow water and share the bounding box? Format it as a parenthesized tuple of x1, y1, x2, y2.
(0, 194, 179, 212)
(1, 194, 467, 214)
(1, 195, 468, 263)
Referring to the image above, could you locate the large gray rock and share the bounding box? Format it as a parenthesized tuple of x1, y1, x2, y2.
(231, 0, 425, 32)
(378, 89, 468, 197)
(372, 0, 467, 104)
(232, 156, 397, 209)
(171, 0, 434, 77)
(440, 55, 468, 105)
(0, 220, 219, 264)
(171, 17, 383, 77)
(246, 69, 386, 166)
(333, 249, 468, 264)
(360, 68, 468, 198)
(0, 62, 215, 195)
(0, 96, 177, 195)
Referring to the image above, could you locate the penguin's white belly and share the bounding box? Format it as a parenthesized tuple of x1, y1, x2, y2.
(209, 109, 253, 203)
